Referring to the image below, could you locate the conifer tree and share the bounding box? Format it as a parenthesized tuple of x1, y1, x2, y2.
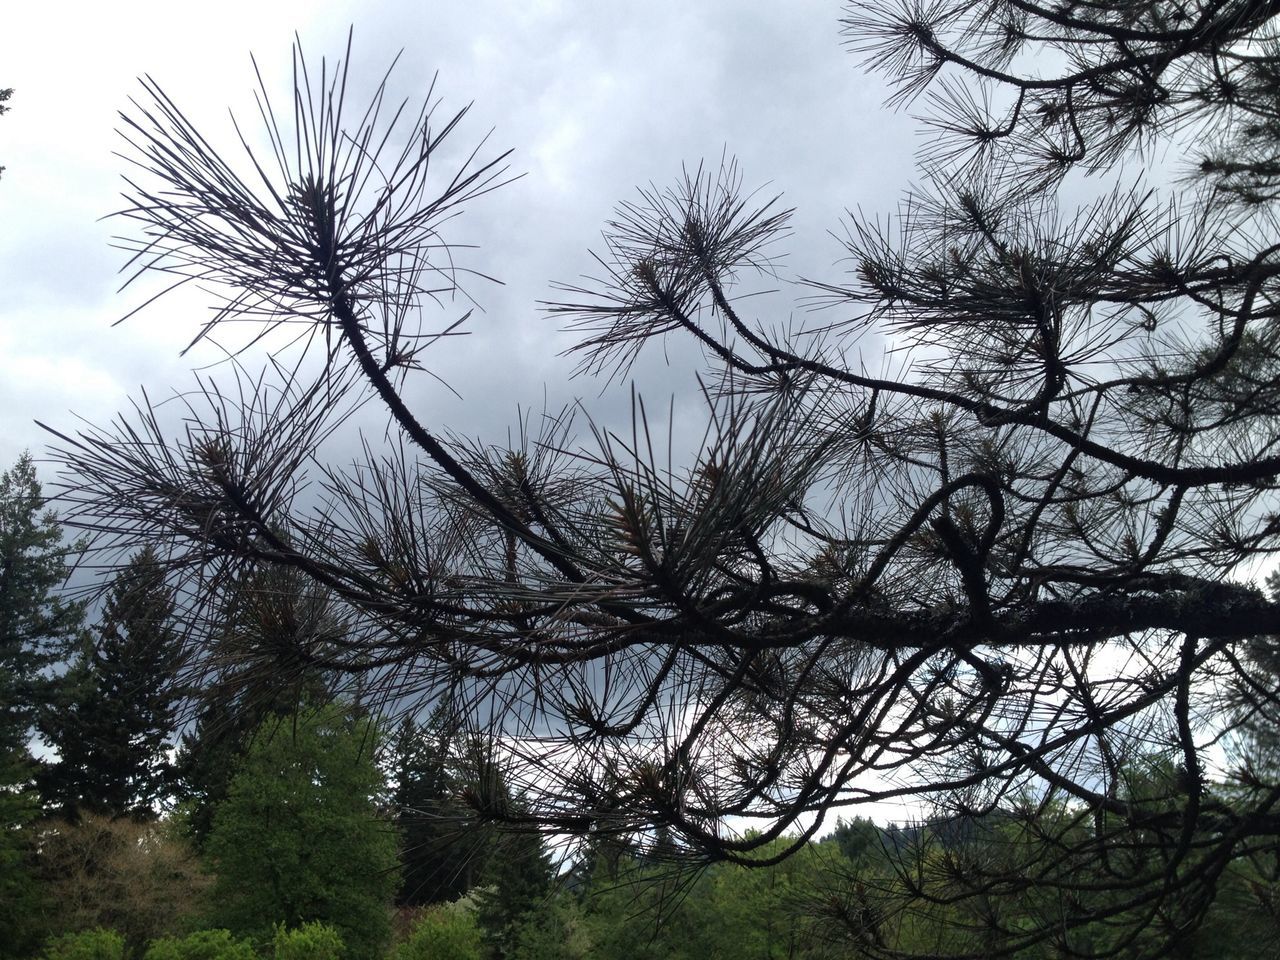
(0, 453, 82, 764)
(0, 453, 81, 955)
(39, 546, 183, 819)
(386, 714, 490, 906)
(173, 563, 343, 846)
(474, 802, 553, 959)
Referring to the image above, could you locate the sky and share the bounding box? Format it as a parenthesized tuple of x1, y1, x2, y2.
(0, 0, 917, 482)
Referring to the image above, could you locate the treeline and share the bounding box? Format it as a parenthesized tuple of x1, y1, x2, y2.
(3, 449, 1279, 960)
(0, 452, 555, 959)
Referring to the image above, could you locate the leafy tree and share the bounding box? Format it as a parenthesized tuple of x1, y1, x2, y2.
(31, 813, 209, 953)
(143, 930, 258, 960)
(270, 923, 345, 960)
(389, 907, 484, 960)
(205, 703, 398, 960)
(47, 3, 1280, 956)
(41, 929, 126, 960)
(40, 546, 184, 819)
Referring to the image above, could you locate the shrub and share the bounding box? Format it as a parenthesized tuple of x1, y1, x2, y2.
(272, 923, 345, 960)
(41, 929, 126, 960)
(142, 929, 257, 960)
(390, 906, 483, 960)
(34, 815, 209, 950)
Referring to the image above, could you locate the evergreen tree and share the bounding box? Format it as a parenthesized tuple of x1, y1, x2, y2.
(39, 546, 184, 819)
(0, 453, 82, 765)
(387, 714, 484, 906)
(475, 807, 553, 958)
(206, 702, 399, 960)
(0, 453, 81, 956)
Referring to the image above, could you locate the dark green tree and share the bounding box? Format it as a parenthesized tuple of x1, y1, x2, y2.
(0, 453, 81, 956)
(827, 816, 881, 866)
(0, 775, 42, 960)
(475, 814, 554, 959)
(0, 453, 82, 761)
(39, 546, 184, 819)
(174, 563, 342, 847)
(386, 714, 484, 906)
(205, 702, 399, 960)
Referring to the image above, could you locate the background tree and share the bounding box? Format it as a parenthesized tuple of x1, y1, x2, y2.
(32, 814, 210, 954)
(40, 546, 184, 820)
(174, 563, 343, 848)
(385, 714, 485, 907)
(1, 453, 82, 768)
(474, 821, 553, 960)
(205, 702, 399, 960)
(45, 4, 1280, 956)
(0, 453, 81, 957)
(390, 906, 484, 960)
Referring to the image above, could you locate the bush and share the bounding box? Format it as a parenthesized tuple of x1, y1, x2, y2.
(142, 930, 257, 960)
(34, 815, 209, 950)
(272, 923, 345, 960)
(390, 907, 483, 960)
(42, 929, 126, 960)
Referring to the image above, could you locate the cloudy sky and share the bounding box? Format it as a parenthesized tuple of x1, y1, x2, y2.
(0, 0, 921, 482)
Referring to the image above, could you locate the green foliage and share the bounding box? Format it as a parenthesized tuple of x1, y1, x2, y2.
(828, 816, 881, 865)
(474, 826, 553, 958)
(174, 567, 342, 849)
(389, 906, 483, 960)
(271, 922, 345, 960)
(0, 453, 83, 764)
(0, 453, 81, 955)
(386, 716, 481, 906)
(205, 703, 398, 960)
(142, 929, 257, 960)
(41, 929, 126, 960)
(0, 767, 43, 959)
(32, 814, 209, 954)
(40, 546, 184, 819)
(507, 901, 588, 960)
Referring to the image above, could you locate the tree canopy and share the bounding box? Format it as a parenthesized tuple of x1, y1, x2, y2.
(39, 546, 184, 820)
(44, 4, 1280, 956)
(205, 702, 399, 959)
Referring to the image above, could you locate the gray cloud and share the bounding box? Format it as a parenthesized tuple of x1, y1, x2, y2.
(1, 1, 912, 484)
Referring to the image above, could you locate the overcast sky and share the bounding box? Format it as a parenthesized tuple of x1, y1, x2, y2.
(0, 0, 921, 483)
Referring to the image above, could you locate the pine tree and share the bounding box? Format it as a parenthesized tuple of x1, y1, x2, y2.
(0, 453, 82, 762)
(39, 546, 184, 819)
(474, 800, 553, 959)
